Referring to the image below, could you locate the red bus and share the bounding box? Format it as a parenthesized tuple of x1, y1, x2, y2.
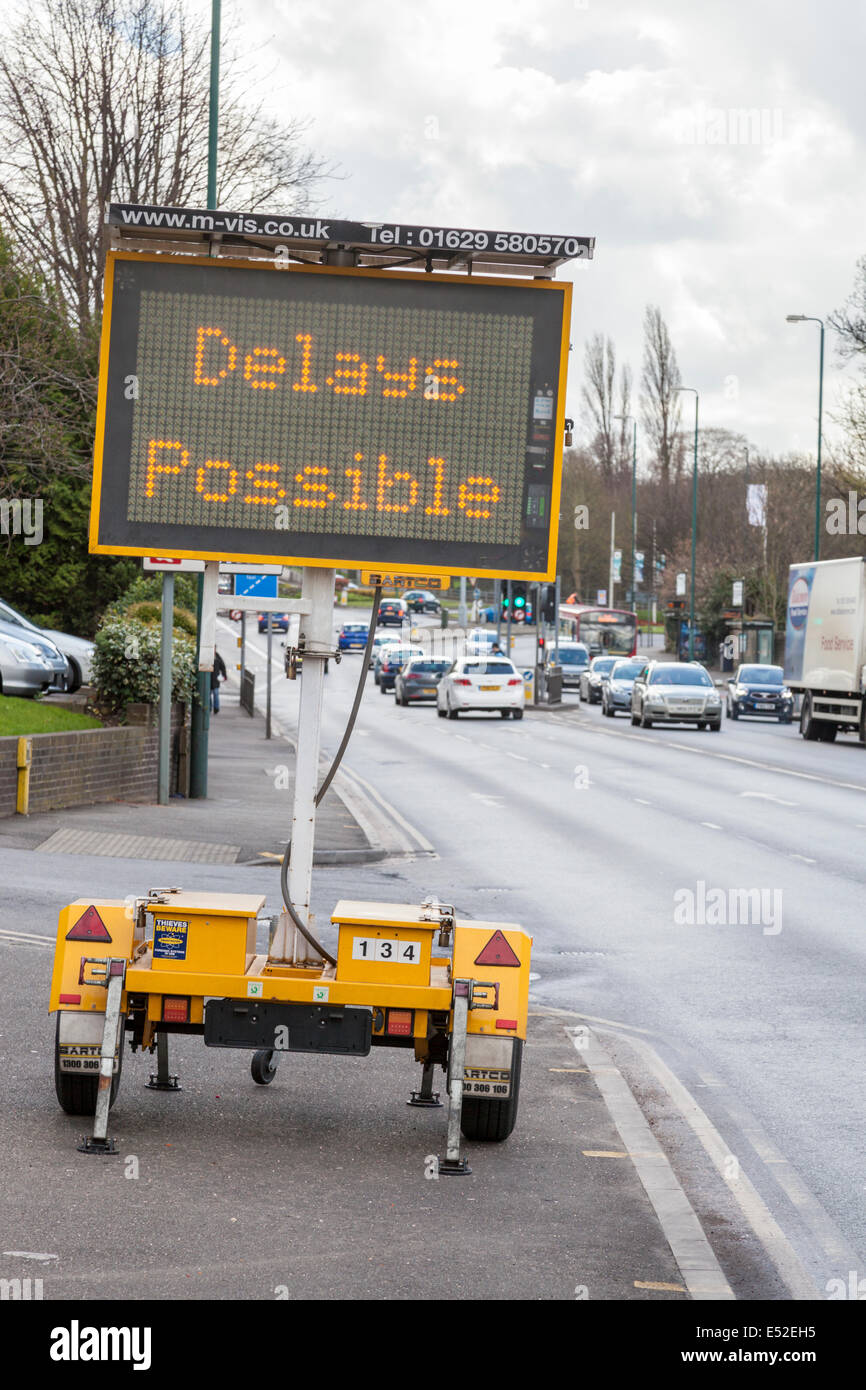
(557, 604, 638, 657)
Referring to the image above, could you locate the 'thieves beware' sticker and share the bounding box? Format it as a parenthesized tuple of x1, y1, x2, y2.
(153, 918, 189, 960)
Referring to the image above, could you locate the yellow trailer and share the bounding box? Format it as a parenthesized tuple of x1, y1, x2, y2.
(49, 890, 531, 1173)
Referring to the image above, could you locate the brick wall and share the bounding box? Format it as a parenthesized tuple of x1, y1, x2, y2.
(0, 739, 18, 813)
(0, 703, 188, 818)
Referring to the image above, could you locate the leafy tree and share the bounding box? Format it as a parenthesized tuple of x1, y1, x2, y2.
(0, 231, 136, 630)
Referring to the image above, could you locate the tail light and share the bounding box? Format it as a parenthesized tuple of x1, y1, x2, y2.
(507, 677, 523, 686)
(386, 1009, 414, 1036)
(163, 997, 189, 1023)
(454, 678, 471, 686)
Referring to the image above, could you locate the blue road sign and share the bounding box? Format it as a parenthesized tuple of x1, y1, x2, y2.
(234, 573, 278, 599)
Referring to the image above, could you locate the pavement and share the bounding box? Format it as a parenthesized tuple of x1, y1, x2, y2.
(0, 692, 383, 868)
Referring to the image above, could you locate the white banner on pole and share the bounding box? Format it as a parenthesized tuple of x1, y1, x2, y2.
(747, 483, 768, 527)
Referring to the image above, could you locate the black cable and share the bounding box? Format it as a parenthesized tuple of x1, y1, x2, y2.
(278, 584, 383, 966)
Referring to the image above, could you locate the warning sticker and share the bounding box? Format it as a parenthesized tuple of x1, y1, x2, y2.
(153, 918, 189, 960)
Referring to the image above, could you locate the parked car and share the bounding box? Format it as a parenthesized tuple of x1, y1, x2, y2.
(437, 656, 525, 719)
(0, 598, 69, 691)
(40, 629, 95, 692)
(377, 598, 408, 628)
(631, 661, 722, 730)
(549, 641, 590, 689)
(402, 589, 442, 614)
(258, 612, 290, 632)
(394, 658, 452, 704)
(338, 622, 369, 652)
(377, 644, 425, 692)
(0, 633, 55, 697)
(579, 654, 620, 704)
(726, 664, 794, 723)
(601, 658, 645, 717)
(370, 632, 401, 671)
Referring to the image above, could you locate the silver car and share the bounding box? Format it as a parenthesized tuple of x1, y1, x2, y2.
(631, 661, 722, 730)
(579, 654, 620, 704)
(0, 598, 68, 691)
(0, 633, 55, 697)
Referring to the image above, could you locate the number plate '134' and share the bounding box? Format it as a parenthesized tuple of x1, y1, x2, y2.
(352, 936, 420, 963)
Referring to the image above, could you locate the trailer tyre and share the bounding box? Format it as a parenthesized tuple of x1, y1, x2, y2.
(54, 1013, 123, 1116)
(251, 1049, 277, 1085)
(460, 1039, 523, 1142)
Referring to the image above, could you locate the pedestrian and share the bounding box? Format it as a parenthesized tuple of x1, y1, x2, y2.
(211, 649, 227, 713)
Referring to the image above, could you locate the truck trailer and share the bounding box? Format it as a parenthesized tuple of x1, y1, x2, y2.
(783, 555, 866, 743)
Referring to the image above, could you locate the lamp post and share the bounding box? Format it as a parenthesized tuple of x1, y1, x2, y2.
(674, 387, 699, 661)
(614, 414, 638, 617)
(785, 315, 825, 561)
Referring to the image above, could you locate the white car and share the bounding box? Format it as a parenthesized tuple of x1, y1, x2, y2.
(437, 656, 525, 719)
(41, 630, 95, 692)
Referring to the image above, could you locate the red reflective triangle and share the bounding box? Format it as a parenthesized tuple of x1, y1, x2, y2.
(66, 905, 112, 943)
(474, 930, 520, 968)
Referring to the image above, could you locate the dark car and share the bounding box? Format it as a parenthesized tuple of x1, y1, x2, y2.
(338, 622, 369, 652)
(377, 598, 408, 628)
(377, 644, 425, 692)
(258, 612, 290, 633)
(601, 658, 645, 717)
(402, 589, 442, 614)
(726, 664, 793, 722)
(394, 658, 451, 704)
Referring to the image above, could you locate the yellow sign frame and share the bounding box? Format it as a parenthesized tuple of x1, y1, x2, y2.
(89, 251, 571, 582)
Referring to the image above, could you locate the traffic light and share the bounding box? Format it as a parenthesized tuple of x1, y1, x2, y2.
(542, 584, 557, 624)
(511, 583, 528, 622)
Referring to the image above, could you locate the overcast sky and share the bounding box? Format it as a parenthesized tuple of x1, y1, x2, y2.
(218, 0, 866, 467)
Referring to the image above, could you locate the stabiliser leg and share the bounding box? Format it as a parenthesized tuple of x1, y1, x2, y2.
(408, 1060, 442, 1108)
(146, 1030, 181, 1091)
(439, 980, 471, 1175)
(78, 960, 125, 1155)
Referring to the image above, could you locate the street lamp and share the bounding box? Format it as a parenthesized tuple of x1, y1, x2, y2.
(786, 314, 825, 561)
(674, 387, 699, 661)
(613, 413, 638, 617)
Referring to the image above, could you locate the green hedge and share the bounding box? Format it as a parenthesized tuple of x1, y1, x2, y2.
(91, 617, 197, 714)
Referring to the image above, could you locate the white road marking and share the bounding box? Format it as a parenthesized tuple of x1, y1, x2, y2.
(789, 853, 816, 864)
(2, 1251, 58, 1261)
(633, 797, 652, 805)
(701, 822, 723, 830)
(573, 1028, 734, 1300)
(579, 721, 866, 794)
(615, 1030, 837, 1298)
(507, 752, 529, 762)
(740, 792, 799, 806)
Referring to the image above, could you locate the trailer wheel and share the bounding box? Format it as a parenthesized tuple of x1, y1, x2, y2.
(54, 1013, 123, 1116)
(251, 1049, 277, 1085)
(460, 1040, 523, 1142)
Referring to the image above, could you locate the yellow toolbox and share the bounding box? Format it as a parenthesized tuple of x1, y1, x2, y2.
(145, 892, 261, 976)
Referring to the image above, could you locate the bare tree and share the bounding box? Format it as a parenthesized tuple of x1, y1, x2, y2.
(640, 305, 683, 488)
(581, 334, 633, 481)
(829, 255, 866, 359)
(0, 0, 333, 330)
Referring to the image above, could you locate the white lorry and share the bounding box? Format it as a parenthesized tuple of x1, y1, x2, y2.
(784, 555, 866, 743)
